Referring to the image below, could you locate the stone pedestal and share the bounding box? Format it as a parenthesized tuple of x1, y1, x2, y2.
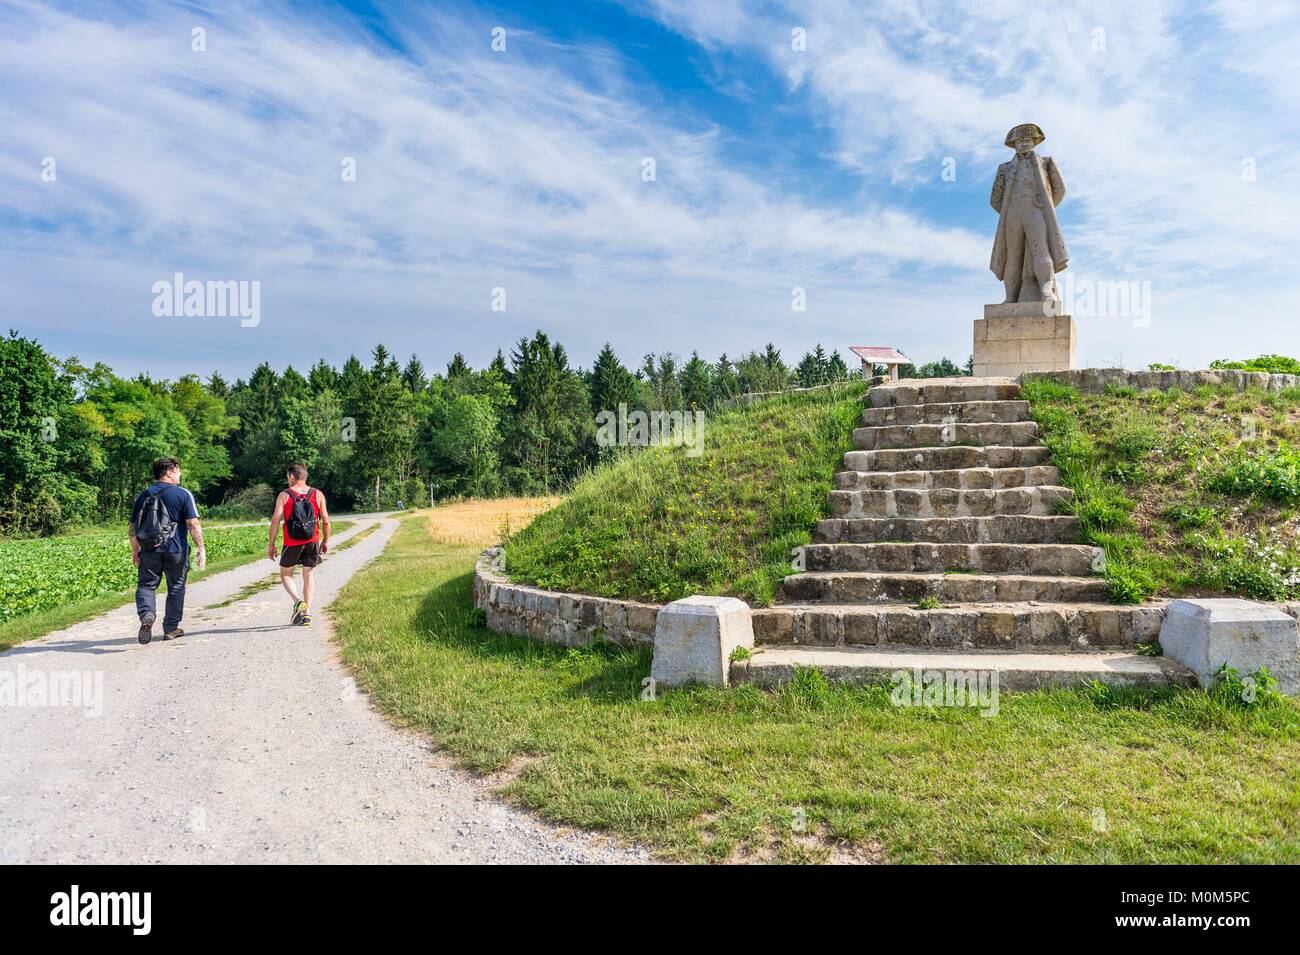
(972, 303, 1076, 377)
(1160, 598, 1299, 695)
(650, 596, 753, 689)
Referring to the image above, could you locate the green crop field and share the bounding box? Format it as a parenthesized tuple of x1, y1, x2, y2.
(0, 525, 268, 622)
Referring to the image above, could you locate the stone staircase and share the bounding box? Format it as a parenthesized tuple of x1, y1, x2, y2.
(737, 377, 1194, 691)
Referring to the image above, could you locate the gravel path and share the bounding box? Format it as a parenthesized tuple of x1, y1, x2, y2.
(0, 514, 647, 864)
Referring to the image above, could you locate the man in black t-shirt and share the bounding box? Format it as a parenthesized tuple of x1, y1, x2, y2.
(129, 457, 207, 644)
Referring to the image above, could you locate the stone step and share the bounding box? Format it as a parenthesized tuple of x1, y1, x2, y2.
(834, 465, 1061, 491)
(782, 571, 1109, 604)
(843, 446, 1051, 472)
(815, 515, 1081, 545)
(861, 400, 1031, 427)
(731, 646, 1195, 692)
(828, 485, 1072, 519)
(800, 542, 1102, 575)
(868, 377, 1020, 408)
(751, 602, 1166, 651)
(852, 421, 1039, 451)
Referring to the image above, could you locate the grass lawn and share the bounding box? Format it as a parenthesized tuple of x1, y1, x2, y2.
(1023, 377, 1300, 602)
(0, 520, 352, 651)
(332, 513, 1300, 864)
(503, 382, 865, 606)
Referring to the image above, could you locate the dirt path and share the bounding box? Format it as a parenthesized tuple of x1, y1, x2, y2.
(0, 514, 646, 863)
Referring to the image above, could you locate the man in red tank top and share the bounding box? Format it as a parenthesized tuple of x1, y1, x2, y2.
(267, 463, 332, 625)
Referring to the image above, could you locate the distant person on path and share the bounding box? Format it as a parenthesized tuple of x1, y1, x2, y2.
(130, 457, 206, 644)
(268, 463, 331, 626)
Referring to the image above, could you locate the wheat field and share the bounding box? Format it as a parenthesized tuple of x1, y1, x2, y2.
(421, 496, 560, 547)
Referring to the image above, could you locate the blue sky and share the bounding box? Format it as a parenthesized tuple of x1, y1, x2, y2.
(3, 0, 1299, 379)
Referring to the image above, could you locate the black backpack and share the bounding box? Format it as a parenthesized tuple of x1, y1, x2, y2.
(286, 488, 318, 540)
(136, 487, 176, 551)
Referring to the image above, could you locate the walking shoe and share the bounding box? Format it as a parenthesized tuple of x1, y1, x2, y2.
(138, 612, 155, 645)
(162, 628, 184, 641)
(291, 599, 306, 625)
(298, 605, 312, 626)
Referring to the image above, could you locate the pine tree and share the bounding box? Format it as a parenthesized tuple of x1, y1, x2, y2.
(795, 351, 820, 387)
(829, 350, 850, 380)
(680, 352, 712, 409)
(813, 344, 829, 383)
(402, 355, 427, 393)
(507, 332, 592, 491)
(370, 344, 399, 385)
(234, 363, 280, 435)
(446, 353, 471, 380)
(589, 343, 638, 414)
(280, 365, 309, 404)
(639, 353, 681, 410)
(308, 359, 338, 395)
(712, 353, 738, 403)
(337, 355, 366, 406)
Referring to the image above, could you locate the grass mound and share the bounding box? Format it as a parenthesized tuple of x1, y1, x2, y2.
(503, 383, 865, 605)
(1022, 377, 1300, 603)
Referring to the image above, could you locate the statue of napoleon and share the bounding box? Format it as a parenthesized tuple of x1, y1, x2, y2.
(989, 123, 1068, 308)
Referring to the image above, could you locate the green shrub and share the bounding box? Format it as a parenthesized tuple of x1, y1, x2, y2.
(1211, 355, 1300, 375)
(205, 482, 276, 520)
(1196, 532, 1300, 601)
(1163, 501, 1216, 530)
(1111, 424, 1160, 461)
(1208, 443, 1300, 504)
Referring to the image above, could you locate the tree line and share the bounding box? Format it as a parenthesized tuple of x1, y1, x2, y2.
(5, 329, 931, 535)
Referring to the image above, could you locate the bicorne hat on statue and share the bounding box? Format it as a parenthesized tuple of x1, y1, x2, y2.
(1004, 123, 1046, 148)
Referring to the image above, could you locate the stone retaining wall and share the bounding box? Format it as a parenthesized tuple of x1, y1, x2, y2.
(474, 550, 1300, 659)
(1028, 368, 1300, 394)
(473, 549, 661, 647)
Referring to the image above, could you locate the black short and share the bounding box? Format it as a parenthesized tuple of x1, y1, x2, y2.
(280, 542, 323, 568)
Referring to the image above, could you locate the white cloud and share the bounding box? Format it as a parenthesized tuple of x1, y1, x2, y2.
(1, 0, 993, 376)
(4, 0, 1298, 375)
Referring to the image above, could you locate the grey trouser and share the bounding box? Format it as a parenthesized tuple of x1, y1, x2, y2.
(136, 550, 189, 631)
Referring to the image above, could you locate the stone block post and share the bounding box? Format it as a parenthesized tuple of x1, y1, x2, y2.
(650, 596, 753, 689)
(1160, 598, 1299, 695)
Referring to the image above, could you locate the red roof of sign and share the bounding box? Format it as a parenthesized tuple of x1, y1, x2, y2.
(849, 345, 910, 363)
